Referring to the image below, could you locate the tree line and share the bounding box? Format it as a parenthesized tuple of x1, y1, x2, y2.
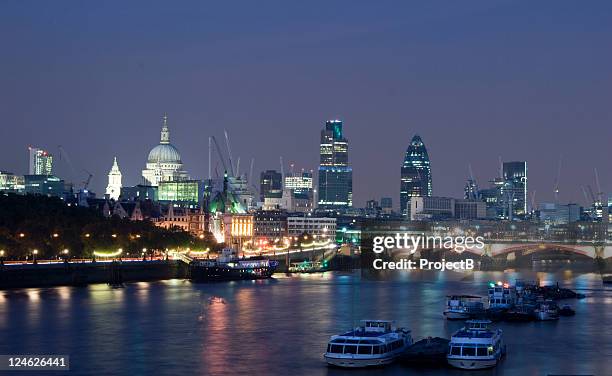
(0, 194, 216, 260)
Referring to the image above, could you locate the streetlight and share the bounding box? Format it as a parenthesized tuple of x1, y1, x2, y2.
(0, 250, 5, 265)
(33, 249, 38, 264)
(19, 233, 25, 238)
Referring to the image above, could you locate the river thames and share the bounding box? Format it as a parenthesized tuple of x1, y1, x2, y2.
(0, 271, 609, 376)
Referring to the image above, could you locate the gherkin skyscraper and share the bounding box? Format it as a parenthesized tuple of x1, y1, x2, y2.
(400, 134, 432, 216)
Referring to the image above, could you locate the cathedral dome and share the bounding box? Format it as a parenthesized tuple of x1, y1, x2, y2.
(148, 144, 181, 163)
(146, 114, 182, 164)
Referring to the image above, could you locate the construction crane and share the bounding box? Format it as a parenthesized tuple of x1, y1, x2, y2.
(594, 168, 603, 203)
(210, 136, 229, 174)
(82, 170, 93, 191)
(248, 158, 255, 186)
(57, 145, 77, 183)
(223, 130, 235, 177)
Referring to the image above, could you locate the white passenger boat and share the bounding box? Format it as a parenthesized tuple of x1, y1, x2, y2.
(447, 320, 505, 370)
(324, 320, 412, 368)
(444, 295, 485, 320)
(488, 281, 517, 309)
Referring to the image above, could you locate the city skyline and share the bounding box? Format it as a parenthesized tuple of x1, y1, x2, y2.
(1, 1, 612, 207)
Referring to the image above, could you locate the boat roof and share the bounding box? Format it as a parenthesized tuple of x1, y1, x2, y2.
(466, 319, 492, 324)
(360, 319, 393, 323)
(339, 330, 389, 338)
(452, 330, 495, 339)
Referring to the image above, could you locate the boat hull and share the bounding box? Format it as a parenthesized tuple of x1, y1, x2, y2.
(190, 264, 274, 282)
(535, 311, 559, 321)
(444, 311, 471, 320)
(324, 354, 396, 368)
(447, 357, 499, 370)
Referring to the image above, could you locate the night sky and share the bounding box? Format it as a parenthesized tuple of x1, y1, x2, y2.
(1, 0, 611, 208)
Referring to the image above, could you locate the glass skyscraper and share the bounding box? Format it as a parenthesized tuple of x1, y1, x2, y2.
(318, 120, 352, 209)
(502, 161, 528, 219)
(400, 134, 432, 216)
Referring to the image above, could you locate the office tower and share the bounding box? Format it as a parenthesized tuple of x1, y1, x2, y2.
(400, 134, 432, 216)
(260, 169, 282, 201)
(502, 161, 527, 219)
(318, 120, 352, 209)
(142, 114, 189, 186)
(106, 157, 123, 200)
(28, 147, 53, 175)
(284, 170, 313, 195)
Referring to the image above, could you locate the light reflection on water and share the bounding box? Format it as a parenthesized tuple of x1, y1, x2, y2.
(0, 271, 609, 376)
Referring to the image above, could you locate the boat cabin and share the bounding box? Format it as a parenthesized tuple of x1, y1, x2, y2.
(362, 320, 392, 333)
(488, 282, 517, 308)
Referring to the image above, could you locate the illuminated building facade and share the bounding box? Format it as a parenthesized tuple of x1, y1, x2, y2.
(154, 205, 205, 236)
(158, 180, 206, 205)
(400, 134, 432, 217)
(284, 171, 313, 195)
(287, 216, 336, 237)
(142, 114, 189, 186)
(105, 157, 122, 200)
(28, 147, 53, 175)
(318, 120, 352, 209)
(253, 210, 288, 241)
(0, 171, 25, 193)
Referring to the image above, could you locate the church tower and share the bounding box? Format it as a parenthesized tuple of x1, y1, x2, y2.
(106, 156, 122, 200)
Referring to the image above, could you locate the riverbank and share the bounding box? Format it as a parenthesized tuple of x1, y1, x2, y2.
(0, 260, 187, 289)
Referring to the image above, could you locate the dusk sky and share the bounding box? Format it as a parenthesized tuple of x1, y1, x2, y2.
(1, 0, 611, 208)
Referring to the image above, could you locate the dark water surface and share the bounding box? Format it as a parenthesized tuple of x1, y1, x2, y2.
(0, 271, 610, 376)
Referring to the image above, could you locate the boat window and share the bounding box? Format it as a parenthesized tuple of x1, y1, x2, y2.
(329, 345, 343, 353)
(451, 346, 461, 356)
(359, 340, 378, 344)
(372, 346, 381, 354)
(345, 339, 359, 344)
(357, 346, 372, 355)
(462, 347, 476, 356)
(331, 338, 346, 343)
(343, 345, 357, 354)
(476, 346, 488, 356)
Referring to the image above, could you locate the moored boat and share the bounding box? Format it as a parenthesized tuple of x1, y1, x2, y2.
(190, 248, 277, 281)
(488, 281, 517, 310)
(444, 295, 485, 320)
(324, 320, 412, 368)
(447, 320, 505, 370)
